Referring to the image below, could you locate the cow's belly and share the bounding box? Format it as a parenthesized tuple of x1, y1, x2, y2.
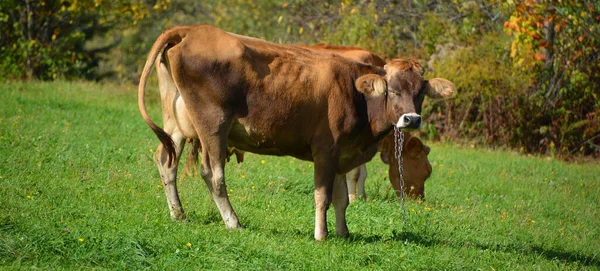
(227, 120, 314, 161)
(337, 143, 379, 174)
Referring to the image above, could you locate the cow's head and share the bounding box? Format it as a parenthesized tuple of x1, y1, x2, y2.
(356, 59, 455, 131)
(401, 136, 432, 199)
(379, 132, 432, 200)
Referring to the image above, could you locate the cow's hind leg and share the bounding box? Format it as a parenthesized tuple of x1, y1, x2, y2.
(154, 133, 187, 220)
(346, 167, 359, 203)
(199, 133, 241, 230)
(332, 174, 349, 238)
(355, 164, 367, 200)
(346, 164, 367, 203)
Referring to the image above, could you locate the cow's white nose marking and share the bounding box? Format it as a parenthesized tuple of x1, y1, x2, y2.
(396, 113, 422, 129)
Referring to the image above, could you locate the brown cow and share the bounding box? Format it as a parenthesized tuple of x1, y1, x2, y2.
(138, 24, 455, 240)
(183, 44, 433, 201)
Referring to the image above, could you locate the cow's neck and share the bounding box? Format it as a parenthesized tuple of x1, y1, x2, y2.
(336, 95, 391, 173)
(366, 95, 394, 140)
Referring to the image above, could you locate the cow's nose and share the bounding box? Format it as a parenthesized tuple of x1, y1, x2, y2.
(396, 113, 422, 130)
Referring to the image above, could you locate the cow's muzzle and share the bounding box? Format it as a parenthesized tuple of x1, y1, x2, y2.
(396, 113, 422, 130)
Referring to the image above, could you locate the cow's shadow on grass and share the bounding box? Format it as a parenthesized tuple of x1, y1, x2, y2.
(349, 231, 599, 267)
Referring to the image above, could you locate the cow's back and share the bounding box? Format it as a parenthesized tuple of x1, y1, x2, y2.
(164, 25, 380, 163)
(308, 44, 386, 67)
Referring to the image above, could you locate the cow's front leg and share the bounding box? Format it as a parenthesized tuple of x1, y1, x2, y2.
(313, 158, 337, 241)
(332, 174, 349, 237)
(154, 133, 186, 220)
(313, 186, 329, 241)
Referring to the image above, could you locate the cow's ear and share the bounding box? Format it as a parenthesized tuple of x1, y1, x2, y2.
(404, 137, 425, 158)
(356, 74, 387, 97)
(378, 133, 394, 164)
(424, 78, 456, 99)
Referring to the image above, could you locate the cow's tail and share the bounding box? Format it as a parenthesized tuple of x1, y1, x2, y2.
(138, 28, 184, 167)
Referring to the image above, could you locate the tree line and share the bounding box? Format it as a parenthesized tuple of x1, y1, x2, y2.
(1, 0, 598, 158)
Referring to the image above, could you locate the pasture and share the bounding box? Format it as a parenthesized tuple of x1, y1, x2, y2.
(1, 81, 599, 270)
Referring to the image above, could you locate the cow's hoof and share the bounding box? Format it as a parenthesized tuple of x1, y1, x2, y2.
(226, 225, 244, 232)
(224, 217, 242, 230)
(336, 227, 349, 238)
(171, 211, 187, 221)
(336, 231, 350, 238)
(315, 231, 328, 241)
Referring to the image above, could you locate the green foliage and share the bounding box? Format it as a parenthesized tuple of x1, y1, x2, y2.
(424, 34, 542, 150)
(1, 81, 599, 269)
(286, 1, 397, 58)
(416, 0, 599, 157)
(325, 3, 396, 58)
(1, 0, 598, 157)
(502, 0, 600, 156)
(0, 0, 161, 80)
(418, 13, 454, 56)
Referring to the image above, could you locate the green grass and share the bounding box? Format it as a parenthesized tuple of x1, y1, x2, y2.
(1, 81, 599, 270)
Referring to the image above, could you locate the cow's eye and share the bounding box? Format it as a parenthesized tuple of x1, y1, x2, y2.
(388, 89, 401, 96)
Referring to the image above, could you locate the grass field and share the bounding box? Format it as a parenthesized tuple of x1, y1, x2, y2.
(1, 81, 599, 270)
